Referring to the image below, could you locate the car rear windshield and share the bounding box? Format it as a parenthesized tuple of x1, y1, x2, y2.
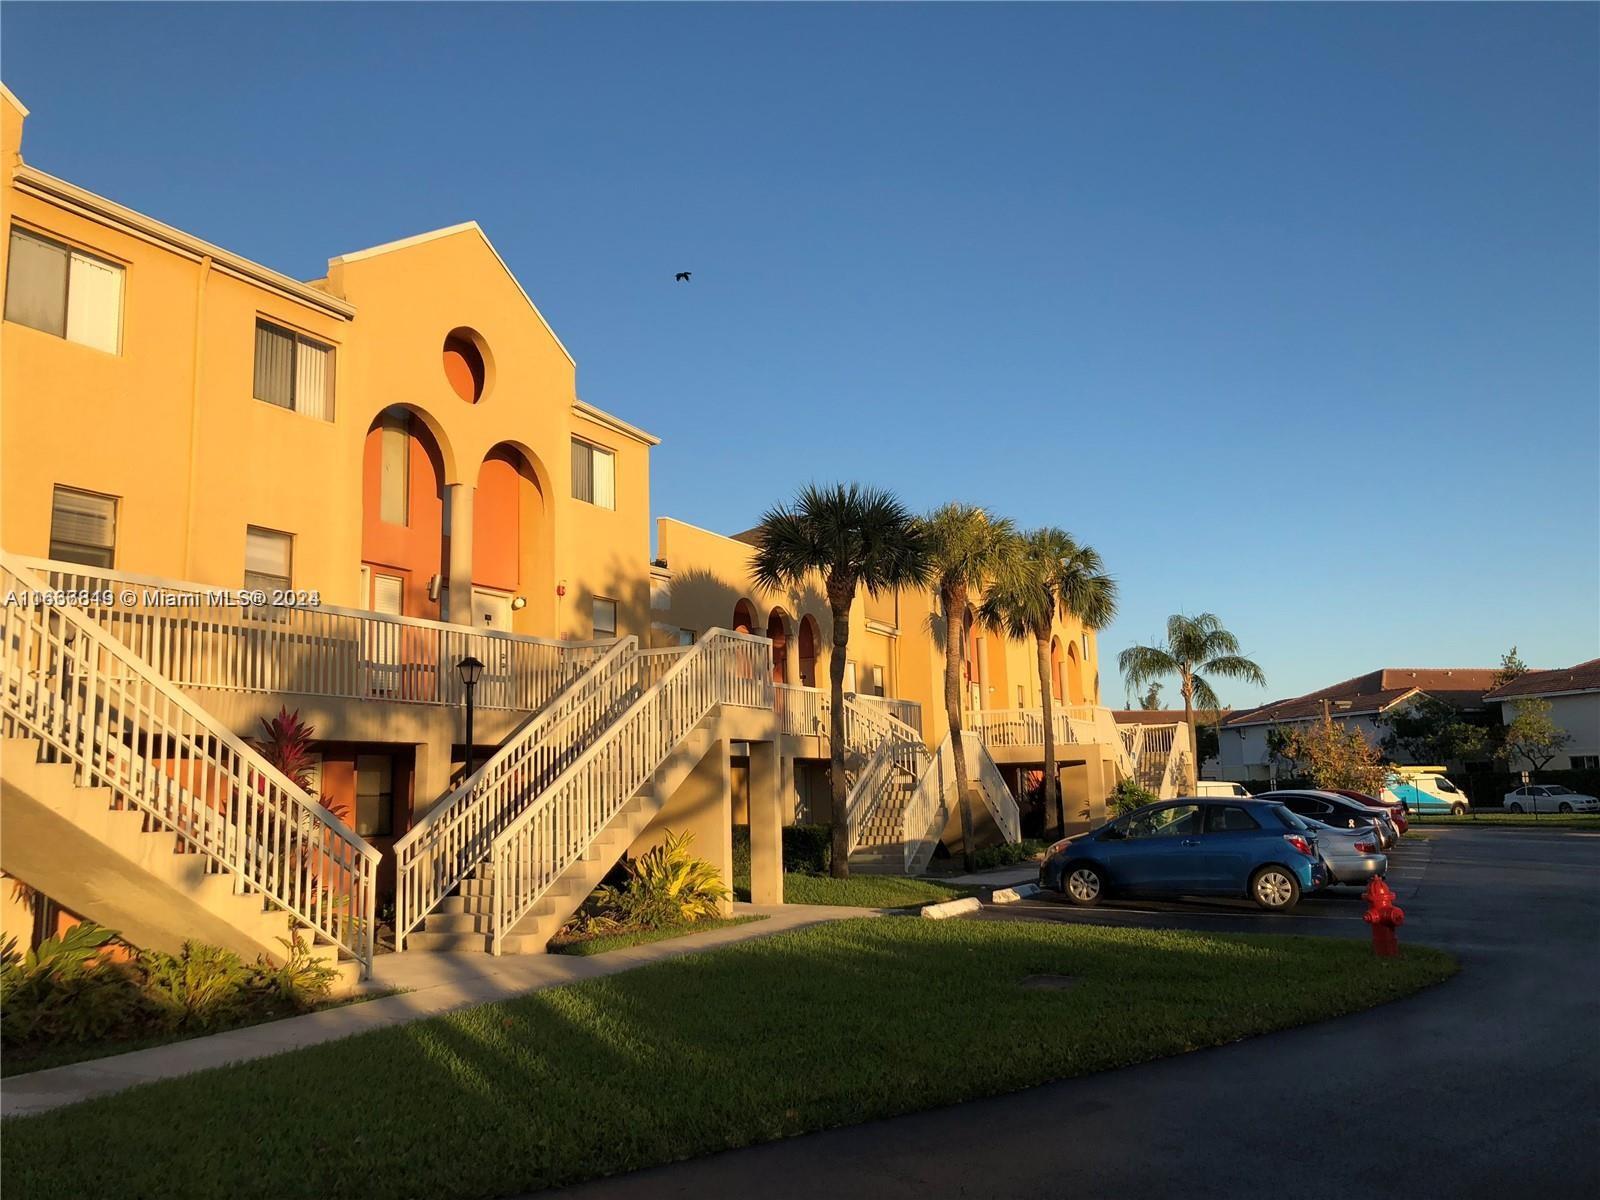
(1266, 805, 1311, 831)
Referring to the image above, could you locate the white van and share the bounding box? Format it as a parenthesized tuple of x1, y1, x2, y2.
(1196, 780, 1253, 799)
(1383, 768, 1469, 816)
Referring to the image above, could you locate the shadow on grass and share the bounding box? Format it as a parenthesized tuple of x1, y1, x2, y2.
(2, 919, 1456, 1200)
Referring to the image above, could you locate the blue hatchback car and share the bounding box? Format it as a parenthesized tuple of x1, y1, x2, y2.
(1040, 798, 1327, 912)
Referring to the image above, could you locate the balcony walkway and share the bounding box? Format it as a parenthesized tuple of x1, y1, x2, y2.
(1, 901, 879, 1119)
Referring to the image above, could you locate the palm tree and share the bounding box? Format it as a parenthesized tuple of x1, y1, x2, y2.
(981, 528, 1117, 834)
(752, 484, 930, 878)
(921, 503, 1018, 870)
(1118, 613, 1266, 791)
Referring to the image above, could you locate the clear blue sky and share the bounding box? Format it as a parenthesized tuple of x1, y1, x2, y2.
(5, 2, 1596, 707)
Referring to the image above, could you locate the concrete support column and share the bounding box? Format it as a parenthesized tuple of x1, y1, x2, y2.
(748, 741, 783, 905)
(445, 482, 475, 626)
(411, 737, 454, 823)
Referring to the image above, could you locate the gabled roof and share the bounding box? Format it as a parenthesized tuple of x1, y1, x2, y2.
(329, 221, 574, 367)
(1482, 659, 1600, 702)
(1224, 668, 1500, 729)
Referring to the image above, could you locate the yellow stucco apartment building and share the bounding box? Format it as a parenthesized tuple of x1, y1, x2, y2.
(0, 86, 1188, 974)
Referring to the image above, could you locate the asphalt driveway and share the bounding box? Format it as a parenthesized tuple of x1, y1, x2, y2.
(551, 828, 1600, 1199)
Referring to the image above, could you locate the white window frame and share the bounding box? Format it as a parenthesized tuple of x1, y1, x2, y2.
(49, 485, 118, 568)
(592, 596, 618, 638)
(253, 317, 335, 420)
(571, 438, 616, 510)
(4, 225, 125, 354)
(244, 525, 293, 593)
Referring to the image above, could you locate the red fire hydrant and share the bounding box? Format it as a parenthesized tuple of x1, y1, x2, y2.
(1363, 876, 1405, 958)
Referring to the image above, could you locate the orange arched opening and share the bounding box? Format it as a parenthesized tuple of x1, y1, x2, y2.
(1049, 637, 1065, 702)
(797, 615, 819, 687)
(1066, 642, 1086, 704)
(443, 329, 487, 404)
(766, 608, 792, 684)
(361, 406, 447, 620)
(732, 599, 757, 635)
(471, 444, 547, 632)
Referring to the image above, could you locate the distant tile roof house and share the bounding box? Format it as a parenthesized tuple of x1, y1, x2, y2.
(1223, 669, 1500, 730)
(1481, 659, 1600, 702)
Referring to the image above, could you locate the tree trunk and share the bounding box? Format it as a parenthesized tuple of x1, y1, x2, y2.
(1036, 629, 1064, 835)
(944, 583, 976, 870)
(827, 583, 854, 879)
(1181, 672, 1197, 795)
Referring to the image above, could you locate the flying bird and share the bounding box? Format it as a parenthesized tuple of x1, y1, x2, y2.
(675, 271, 692, 282)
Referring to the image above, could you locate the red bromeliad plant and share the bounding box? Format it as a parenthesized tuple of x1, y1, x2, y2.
(252, 708, 351, 825)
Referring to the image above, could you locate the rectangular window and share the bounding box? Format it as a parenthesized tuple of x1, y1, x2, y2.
(253, 319, 334, 419)
(372, 573, 404, 615)
(49, 485, 117, 567)
(244, 526, 292, 592)
(355, 754, 394, 838)
(592, 596, 618, 638)
(843, 661, 857, 693)
(378, 410, 409, 525)
(5, 227, 123, 352)
(1572, 755, 1600, 771)
(571, 439, 616, 509)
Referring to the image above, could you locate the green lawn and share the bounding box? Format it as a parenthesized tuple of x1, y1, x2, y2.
(3, 919, 1455, 1200)
(548, 915, 765, 956)
(734, 869, 972, 908)
(1413, 812, 1600, 829)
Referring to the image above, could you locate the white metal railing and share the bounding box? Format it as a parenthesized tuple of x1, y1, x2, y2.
(393, 637, 648, 948)
(974, 706, 1077, 748)
(17, 557, 608, 713)
(487, 630, 772, 952)
(0, 554, 379, 972)
(775, 684, 922, 741)
(852, 693, 922, 735)
(902, 734, 960, 875)
(962, 730, 1021, 843)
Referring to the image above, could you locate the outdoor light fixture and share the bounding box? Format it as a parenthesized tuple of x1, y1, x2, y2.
(458, 655, 484, 777)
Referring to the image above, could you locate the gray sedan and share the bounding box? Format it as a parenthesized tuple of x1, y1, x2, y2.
(1303, 818, 1387, 886)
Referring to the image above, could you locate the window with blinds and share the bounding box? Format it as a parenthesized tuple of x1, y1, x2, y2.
(253, 319, 334, 420)
(49, 486, 117, 567)
(5, 227, 124, 353)
(592, 596, 618, 638)
(571, 439, 616, 509)
(372, 573, 404, 615)
(244, 526, 293, 592)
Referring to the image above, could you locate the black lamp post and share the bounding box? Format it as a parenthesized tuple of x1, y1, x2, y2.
(458, 655, 484, 778)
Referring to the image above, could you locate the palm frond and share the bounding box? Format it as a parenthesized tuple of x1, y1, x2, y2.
(1118, 643, 1179, 688)
(1202, 654, 1267, 687)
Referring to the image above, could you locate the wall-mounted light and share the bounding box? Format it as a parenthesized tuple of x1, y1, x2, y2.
(556, 580, 567, 597)
(510, 596, 527, 611)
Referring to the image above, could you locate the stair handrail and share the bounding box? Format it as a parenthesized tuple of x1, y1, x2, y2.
(838, 694, 929, 853)
(12, 555, 610, 713)
(487, 628, 773, 953)
(901, 733, 960, 875)
(961, 730, 1021, 843)
(393, 635, 642, 948)
(0, 553, 379, 972)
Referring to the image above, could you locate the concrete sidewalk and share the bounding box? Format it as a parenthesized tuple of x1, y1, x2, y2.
(1, 902, 876, 1120)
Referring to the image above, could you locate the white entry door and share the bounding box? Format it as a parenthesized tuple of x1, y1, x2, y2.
(472, 587, 514, 630)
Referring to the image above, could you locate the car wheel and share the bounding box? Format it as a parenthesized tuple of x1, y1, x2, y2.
(1251, 866, 1300, 912)
(1509, 802, 1524, 814)
(1450, 803, 1467, 817)
(1558, 802, 1573, 814)
(1063, 864, 1105, 907)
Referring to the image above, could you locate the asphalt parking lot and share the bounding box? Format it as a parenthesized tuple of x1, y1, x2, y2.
(558, 827, 1600, 1199)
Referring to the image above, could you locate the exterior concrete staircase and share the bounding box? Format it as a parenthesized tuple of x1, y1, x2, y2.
(1, 737, 355, 985)
(0, 552, 379, 975)
(399, 631, 771, 955)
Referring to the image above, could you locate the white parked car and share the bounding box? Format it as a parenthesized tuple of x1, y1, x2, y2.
(1503, 785, 1600, 814)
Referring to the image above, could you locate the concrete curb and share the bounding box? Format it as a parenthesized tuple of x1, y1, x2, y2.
(989, 883, 1041, 905)
(921, 896, 982, 920)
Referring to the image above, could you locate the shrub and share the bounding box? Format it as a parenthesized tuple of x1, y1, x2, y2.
(591, 831, 729, 929)
(731, 824, 833, 877)
(969, 839, 1049, 870)
(1111, 778, 1158, 815)
(1, 922, 338, 1051)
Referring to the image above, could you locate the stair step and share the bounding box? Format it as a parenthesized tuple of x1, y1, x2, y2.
(424, 911, 492, 935)
(404, 930, 492, 954)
